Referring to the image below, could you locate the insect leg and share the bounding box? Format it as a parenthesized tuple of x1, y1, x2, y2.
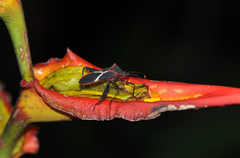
(120, 80, 137, 100)
(80, 84, 83, 91)
(125, 74, 151, 99)
(109, 81, 120, 108)
(139, 84, 151, 98)
(126, 75, 130, 83)
(92, 81, 110, 111)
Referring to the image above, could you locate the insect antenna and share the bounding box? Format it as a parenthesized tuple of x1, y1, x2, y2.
(127, 73, 147, 85)
(127, 71, 147, 78)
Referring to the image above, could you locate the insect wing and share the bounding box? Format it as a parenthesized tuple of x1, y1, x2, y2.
(100, 63, 123, 74)
(79, 72, 103, 85)
(98, 71, 116, 81)
(80, 63, 123, 85)
(111, 63, 123, 74)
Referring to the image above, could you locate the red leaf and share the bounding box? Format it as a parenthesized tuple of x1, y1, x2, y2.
(32, 49, 240, 121)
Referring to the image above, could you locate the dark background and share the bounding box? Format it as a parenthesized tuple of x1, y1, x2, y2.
(1, 0, 240, 157)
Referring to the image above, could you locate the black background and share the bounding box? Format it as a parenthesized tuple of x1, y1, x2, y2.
(1, 0, 240, 158)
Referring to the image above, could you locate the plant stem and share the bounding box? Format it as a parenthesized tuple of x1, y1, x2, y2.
(0, 0, 34, 156)
(0, 108, 27, 158)
(0, 84, 73, 157)
(0, 0, 34, 82)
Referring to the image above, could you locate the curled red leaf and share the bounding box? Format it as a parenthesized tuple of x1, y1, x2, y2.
(33, 49, 240, 121)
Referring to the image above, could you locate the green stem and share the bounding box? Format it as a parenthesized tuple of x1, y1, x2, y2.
(0, 0, 34, 157)
(0, 0, 34, 82)
(0, 108, 28, 158)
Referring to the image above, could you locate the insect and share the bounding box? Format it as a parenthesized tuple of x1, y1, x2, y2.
(79, 63, 149, 110)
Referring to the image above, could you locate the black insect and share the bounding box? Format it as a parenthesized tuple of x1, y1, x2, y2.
(79, 63, 149, 110)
